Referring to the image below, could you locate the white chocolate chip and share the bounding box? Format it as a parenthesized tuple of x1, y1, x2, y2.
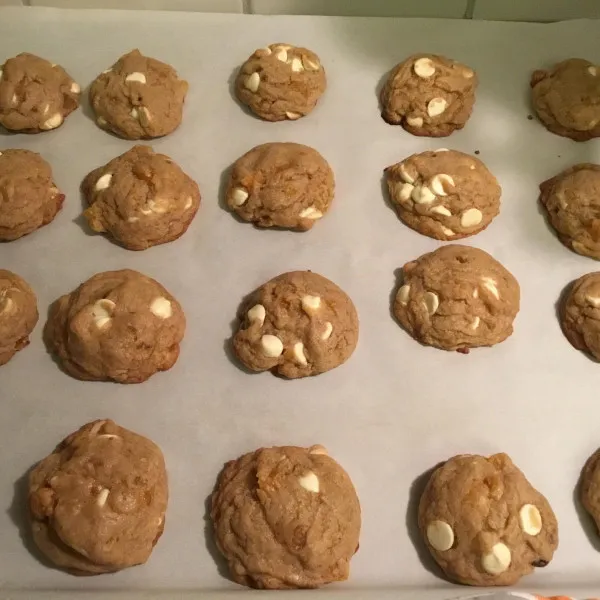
(261, 334, 283, 357)
(427, 97, 448, 118)
(441, 226, 455, 236)
(321, 322, 333, 340)
(96, 488, 110, 507)
(302, 56, 320, 71)
(435, 148, 449, 152)
(286, 111, 302, 120)
(91, 299, 115, 329)
(481, 277, 499, 300)
(298, 471, 319, 493)
(0, 295, 13, 315)
(244, 72, 260, 92)
(302, 295, 321, 312)
(70, 82, 81, 94)
(293, 342, 308, 366)
(397, 284, 410, 306)
(11, 94, 17, 106)
(130, 107, 139, 119)
(586, 295, 600, 308)
(299, 206, 323, 219)
(426, 520, 454, 552)
(257, 46, 272, 57)
(94, 173, 112, 192)
(102, 68, 112, 74)
(413, 57, 436, 78)
(231, 187, 249, 206)
(411, 185, 436, 205)
(406, 115, 423, 128)
(589, 66, 598, 76)
(460, 208, 483, 228)
(430, 205, 451, 217)
(128, 216, 139, 223)
(41, 113, 63, 130)
(481, 543, 511, 575)
(125, 71, 147, 84)
(290, 58, 304, 72)
(430, 174, 455, 197)
(247, 304, 266, 326)
(184, 196, 193, 210)
(98, 434, 119, 440)
(519, 504, 542, 536)
(471, 316, 480, 330)
(423, 291, 439, 315)
(462, 68, 474, 79)
(141, 198, 169, 215)
(398, 163, 416, 184)
(150, 297, 172, 319)
(397, 182, 414, 203)
(473, 288, 479, 299)
(43, 104, 50, 116)
(97, 116, 107, 127)
(275, 48, 288, 62)
(309, 444, 328, 455)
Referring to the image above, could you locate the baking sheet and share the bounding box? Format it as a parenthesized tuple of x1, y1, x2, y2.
(0, 6, 599, 598)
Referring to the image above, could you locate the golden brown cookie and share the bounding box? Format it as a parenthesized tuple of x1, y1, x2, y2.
(580, 446, 600, 533)
(380, 54, 477, 137)
(394, 245, 520, 351)
(540, 163, 600, 259)
(29, 419, 168, 575)
(385, 149, 501, 240)
(0, 270, 38, 366)
(90, 49, 188, 139)
(235, 43, 326, 122)
(0, 149, 64, 241)
(419, 453, 558, 586)
(226, 142, 334, 230)
(45, 269, 185, 383)
(233, 271, 358, 378)
(82, 145, 200, 251)
(0, 53, 80, 132)
(531, 58, 600, 141)
(211, 444, 361, 589)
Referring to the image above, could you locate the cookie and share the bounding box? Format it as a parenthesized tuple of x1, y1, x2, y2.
(82, 145, 200, 251)
(0, 53, 80, 132)
(90, 49, 188, 139)
(540, 163, 600, 259)
(0, 270, 38, 365)
(531, 58, 600, 141)
(235, 43, 326, 122)
(580, 446, 600, 533)
(233, 271, 358, 378)
(29, 419, 167, 575)
(380, 54, 477, 137)
(211, 444, 360, 589)
(419, 453, 558, 586)
(45, 269, 185, 383)
(0, 149, 65, 241)
(385, 149, 501, 240)
(394, 245, 520, 351)
(226, 142, 334, 230)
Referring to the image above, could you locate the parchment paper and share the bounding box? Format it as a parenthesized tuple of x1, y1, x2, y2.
(0, 6, 599, 597)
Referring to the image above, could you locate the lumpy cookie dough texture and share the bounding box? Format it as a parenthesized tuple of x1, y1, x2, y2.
(82, 145, 200, 250)
(531, 58, 600, 141)
(235, 43, 326, 121)
(419, 453, 558, 586)
(380, 54, 477, 137)
(233, 271, 358, 378)
(0, 149, 65, 241)
(540, 163, 600, 259)
(394, 245, 520, 351)
(385, 149, 501, 240)
(580, 446, 600, 533)
(90, 49, 188, 139)
(211, 445, 361, 589)
(29, 419, 168, 575)
(226, 142, 334, 231)
(45, 269, 185, 383)
(0, 270, 38, 366)
(0, 53, 80, 132)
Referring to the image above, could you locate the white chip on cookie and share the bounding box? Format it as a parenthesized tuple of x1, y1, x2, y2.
(426, 520, 454, 552)
(41, 113, 63, 130)
(150, 297, 172, 319)
(94, 173, 112, 192)
(411, 186, 436, 205)
(519, 504, 542, 536)
(299, 206, 323, 219)
(481, 276, 500, 300)
(430, 174, 454, 197)
(261, 334, 283, 357)
(91, 298, 115, 329)
(427, 97, 448, 117)
(413, 57, 436, 79)
(247, 304, 266, 326)
(423, 291, 439, 315)
(293, 341, 308, 366)
(231, 187, 249, 206)
(321, 321, 333, 340)
(302, 295, 321, 312)
(397, 284, 410, 305)
(125, 72, 147, 84)
(460, 208, 483, 228)
(244, 72, 260, 92)
(481, 542, 511, 575)
(298, 471, 319, 493)
(96, 488, 110, 507)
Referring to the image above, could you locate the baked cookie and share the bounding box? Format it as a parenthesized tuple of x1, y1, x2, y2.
(394, 245, 520, 351)
(0, 270, 38, 365)
(540, 163, 600, 259)
(385, 149, 501, 240)
(0, 53, 80, 132)
(531, 58, 600, 141)
(233, 271, 358, 378)
(380, 54, 477, 137)
(29, 419, 167, 575)
(419, 453, 558, 586)
(90, 49, 188, 139)
(226, 142, 334, 230)
(0, 149, 65, 241)
(235, 43, 326, 121)
(82, 145, 200, 251)
(45, 269, 185, 383)
(580, 446, 600, 533)
(211, 444, 360, 588)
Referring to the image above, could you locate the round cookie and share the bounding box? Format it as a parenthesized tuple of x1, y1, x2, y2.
(226, 142, 334, 230)
(235, 43, 326, 122)
(233, 271, 358, 378)
(82, 145, 201, 251)
(45, 269, 185, 383)
(394, 245, 520, 351)
(580, 446, 600, 533)
(0, 270, 38, 365)
(540, 163, 600, 259)
(385, 149, 501, 240)
(531, 58, 600, 141)
(0, 149, 65, 241)
(89, 49, 188, 139)
(29, 419, 168, 575)
(419, 453, 558, 586)
(380, 54, 477, 137)
(0, 53, 80, 132)
(211, 444, 360, 589)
